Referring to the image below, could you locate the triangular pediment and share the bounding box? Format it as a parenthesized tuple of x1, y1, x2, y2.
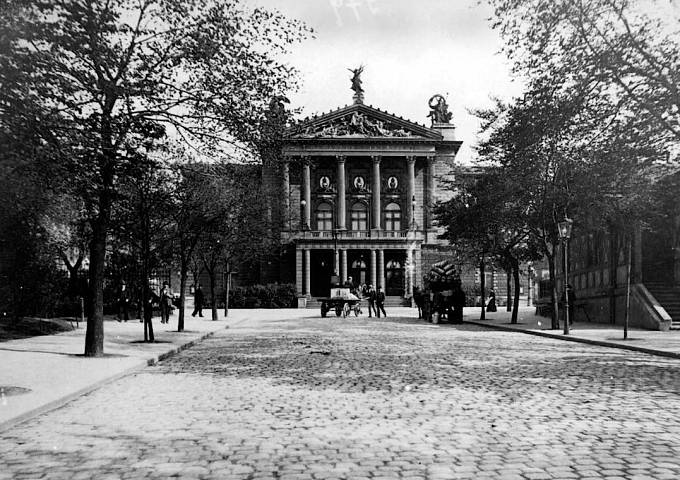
(285, 104, 441, 140)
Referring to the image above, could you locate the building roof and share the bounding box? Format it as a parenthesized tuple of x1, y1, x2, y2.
(284, 103, 444, 142)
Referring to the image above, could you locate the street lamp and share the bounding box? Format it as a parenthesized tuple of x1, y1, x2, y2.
(557, 216, 573, 335)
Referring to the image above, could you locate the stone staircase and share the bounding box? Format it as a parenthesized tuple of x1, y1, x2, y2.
(645, 283, 680, 329)
(306, 296, 408, 309)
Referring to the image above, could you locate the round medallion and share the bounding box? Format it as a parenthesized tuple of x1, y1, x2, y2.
(387, 176, 399, 190)
(353, 175, 366, 190)
(319, 176, 331, 189)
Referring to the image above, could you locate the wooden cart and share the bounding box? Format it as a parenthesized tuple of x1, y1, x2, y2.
(318, 287, 362, 318)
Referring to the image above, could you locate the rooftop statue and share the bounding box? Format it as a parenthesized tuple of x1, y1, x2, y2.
(348, 65, 365, 103)
(427, 94, 453, 125)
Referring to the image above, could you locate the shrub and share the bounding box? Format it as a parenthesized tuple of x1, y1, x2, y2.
(228, 283, 297, 308)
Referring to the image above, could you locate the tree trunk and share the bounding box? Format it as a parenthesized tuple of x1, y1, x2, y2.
(84, 202, 110, 357)
(480, 256, 486, 320)
(208, 269, 218, 321)
(506, 270, 512, 312)
(511, 258, 520, 324)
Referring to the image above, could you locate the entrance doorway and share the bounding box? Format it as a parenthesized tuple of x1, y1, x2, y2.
(311, 250, 333, 297)
(385, 251, 406, 296)
(348, 250, 369, 287)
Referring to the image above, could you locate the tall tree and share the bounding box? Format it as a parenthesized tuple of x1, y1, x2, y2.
(0, 0, 308, 355)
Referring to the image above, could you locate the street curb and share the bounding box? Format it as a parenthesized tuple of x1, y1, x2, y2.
(0, 325, 229, 433)
(464, 320, 680, 360)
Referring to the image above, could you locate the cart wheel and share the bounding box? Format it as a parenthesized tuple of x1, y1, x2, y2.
(335, 305, 342, 317)
(343, 303, 351, 318)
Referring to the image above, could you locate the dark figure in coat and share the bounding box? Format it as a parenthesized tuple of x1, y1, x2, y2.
(452, 284, 466, 324)
(192, 284, 204, 317)
(486, 290, 497, 312)
(160, 282, 173, 324)
(376, 287, 387, 317)
(367, 285, 378, 318)
(117, 281, 130, 322)
(413, 286, 423, 319)
(143, 285, 159, 343)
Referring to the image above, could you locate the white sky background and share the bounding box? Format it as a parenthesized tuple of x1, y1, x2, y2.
(246, 0, 526, 164)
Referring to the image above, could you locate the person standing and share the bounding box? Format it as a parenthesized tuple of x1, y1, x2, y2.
(486, 290, 497, 312)
(116, 281, 130, 322)
(376, 286, 387, 317)
(160, 282, 173, 324)
(367, 285, 377, 318)
(192, 283, 204, 317)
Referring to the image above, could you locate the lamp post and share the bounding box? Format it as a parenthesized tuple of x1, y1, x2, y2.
(411, 195, 416, 230)
(558, 216, 573, 335)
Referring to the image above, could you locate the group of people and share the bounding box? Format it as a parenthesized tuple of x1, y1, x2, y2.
(115, 281, 206, 324)
(345, 277, 387, 318)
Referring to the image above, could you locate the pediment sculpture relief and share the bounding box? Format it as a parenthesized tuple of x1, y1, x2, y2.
(294, 111, 416, 138)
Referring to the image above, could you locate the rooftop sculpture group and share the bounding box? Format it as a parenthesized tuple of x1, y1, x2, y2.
(427, 94, 452, 125)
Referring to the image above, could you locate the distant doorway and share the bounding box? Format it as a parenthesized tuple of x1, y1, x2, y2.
(311, 250, 333, 297)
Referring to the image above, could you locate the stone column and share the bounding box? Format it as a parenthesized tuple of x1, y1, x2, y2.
(337, 155, 346, 229)
(377, 249, 385, 291)
(296, 248, 303, 295)
(406, 156, 416, 230)
(370, 250, 377, 287)
(304, 249, 311, 296)
(282, 157, 290, 231)
(426, 155, 435, 230)
(302, 157, 311, 230)
(334, 249, 340, 276)
(371, 156, 381, 231)
(341, 249, 348, 284)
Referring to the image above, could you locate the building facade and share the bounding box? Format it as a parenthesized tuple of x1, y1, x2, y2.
(268, 95, 463, 300)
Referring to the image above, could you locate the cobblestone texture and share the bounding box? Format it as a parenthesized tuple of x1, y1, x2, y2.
(2, 315, 680, 479)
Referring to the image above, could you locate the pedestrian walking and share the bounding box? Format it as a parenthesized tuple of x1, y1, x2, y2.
(376, 286, 387, 317)
(367, 285, 378, 318)
(192, 283, 204, 317)
(116, 280, 130, 322)
(160, 282, 173, 324)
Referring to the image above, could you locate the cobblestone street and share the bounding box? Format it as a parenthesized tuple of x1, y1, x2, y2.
(3, 313, 680, 479)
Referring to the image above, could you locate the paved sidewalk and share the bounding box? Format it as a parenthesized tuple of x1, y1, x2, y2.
(0, 307, 252, 431)
(463, 305, 680, 359)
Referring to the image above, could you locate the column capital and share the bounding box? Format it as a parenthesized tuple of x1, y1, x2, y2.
(282, 155, 292, 163)
(406, 155, 416, 165)
(426, 155, 436, 163)
(336, 155, 346, 164)
(371, 155, 382, 164)
(301, 155, 312, 166)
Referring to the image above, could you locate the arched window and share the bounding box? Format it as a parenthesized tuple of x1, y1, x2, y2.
(350, 202, 368, 231)
(315, 202, 333, 231)
(384, 202, 401, 231)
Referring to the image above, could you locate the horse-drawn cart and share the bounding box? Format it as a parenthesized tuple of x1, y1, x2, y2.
(318, 286, 362, 318)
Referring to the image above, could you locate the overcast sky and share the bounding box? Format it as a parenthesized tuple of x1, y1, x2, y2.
(247, 0, 525, 163)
